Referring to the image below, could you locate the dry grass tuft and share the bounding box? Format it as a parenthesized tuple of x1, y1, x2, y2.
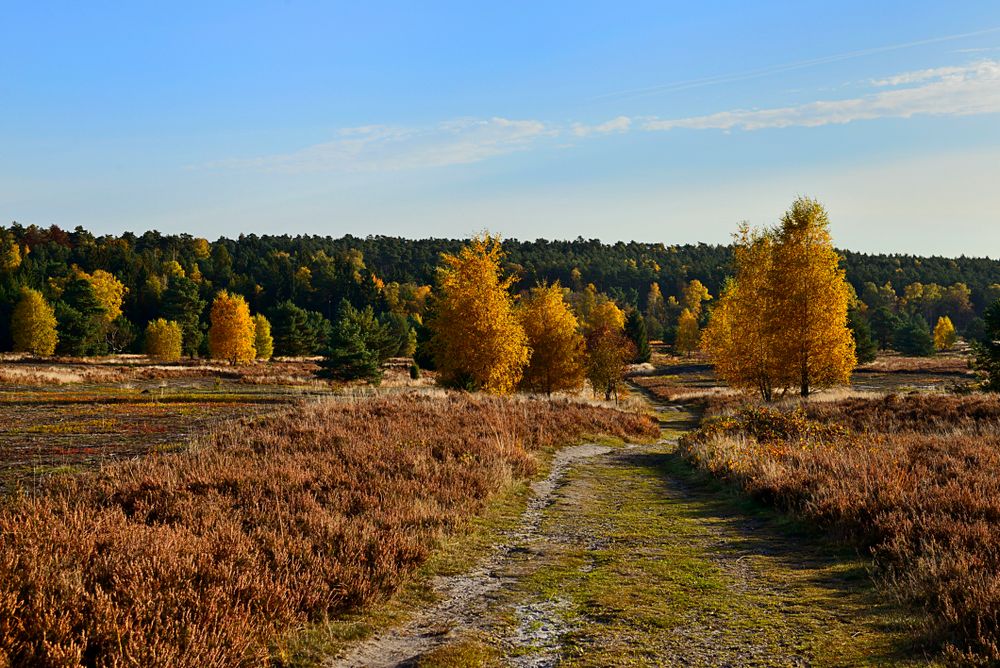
(0, 393, 655, 667)
(680, 393, 1000, 664)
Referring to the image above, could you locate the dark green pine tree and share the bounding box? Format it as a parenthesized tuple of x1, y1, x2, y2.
(893, 313, 935, 357)
(624, 310, 652, 363)
(56, 278, 106, 356)
(869, 306, 901, 351)
(973, 300, 1000, 392)
(161, 276, 206, 358)
(317, 301, 398, 383)
(270, 301, 317, 356)
(847, 306, 877, 364)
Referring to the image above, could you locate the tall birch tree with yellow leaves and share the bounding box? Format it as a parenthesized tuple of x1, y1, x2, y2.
(704, 199, 855, 399)
(702, 225, 784, 401)
(518, 282, 586, 396)
(770, 197, 855, 397)
(430, 234, 529, 394)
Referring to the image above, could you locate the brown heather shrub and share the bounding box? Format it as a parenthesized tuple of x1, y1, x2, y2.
(0, 394, 656, 667)
(680, 393, 1000, 664)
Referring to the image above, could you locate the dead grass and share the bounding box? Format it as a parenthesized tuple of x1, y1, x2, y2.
(857, 352, 972, 375)
(679, 393, 1000, 664)
(0, 393, 656, 667)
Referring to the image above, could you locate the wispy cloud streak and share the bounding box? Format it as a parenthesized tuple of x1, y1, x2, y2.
(211, 59, 1000, 174)
(591, 26, 1000, 102)
(212, 118, 552, 173)
(642, 60, 1000, 131)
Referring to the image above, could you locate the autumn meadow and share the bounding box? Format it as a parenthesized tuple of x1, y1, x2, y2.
(0, 194, 998, 667)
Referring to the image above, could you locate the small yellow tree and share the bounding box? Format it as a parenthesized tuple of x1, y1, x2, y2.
(675, 308, 700, 355)
(518, 282, 586, 396)
(145, 319, 182, 362)
(430, 234, 529, 394)
(682, 280, 712, 318)
(11, 288, 58, 356)
(582, 295, 633, 401)
(933, 316, 957, 351)
(0, 233, 21, 272)
(584, 299, 626, 338)
(208, 291, 256, 365)
(83, 269, 127, 323)
(645, 282, 668, 340)
(253, 313, 274, 360)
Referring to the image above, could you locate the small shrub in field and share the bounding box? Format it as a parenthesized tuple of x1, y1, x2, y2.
(0, 393, 656, 667)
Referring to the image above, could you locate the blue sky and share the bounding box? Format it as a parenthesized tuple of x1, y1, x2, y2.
(3, 2, 1000, 256)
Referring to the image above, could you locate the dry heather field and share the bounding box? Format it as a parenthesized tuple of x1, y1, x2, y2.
(0, 356, 425, 492)
(0, 355, 656, 667)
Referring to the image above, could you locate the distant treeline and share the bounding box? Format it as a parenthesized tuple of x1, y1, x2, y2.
(0, 223, 997, 355)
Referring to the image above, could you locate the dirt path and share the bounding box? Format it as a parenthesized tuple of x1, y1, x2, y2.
(330, 394, 928, 667)
(333, 443, 614, 668)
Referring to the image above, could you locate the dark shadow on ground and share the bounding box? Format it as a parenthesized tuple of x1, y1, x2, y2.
(622, 445, 933, 664)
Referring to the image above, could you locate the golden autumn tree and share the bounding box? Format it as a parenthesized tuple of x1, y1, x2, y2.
(682, 280, 712, 318)
(518, 282, 586, 396)
(582, 296, 633, 401)
(934, 316, 957, 351)
(208, 291, 256, 365)
(429, 234, 529, 394)
(11, 287, 58, 356)
(770, 197, 856, 397)
(675, 308, 700, 356)
(0, 232, 22, 273)
(82, 269, 127, 323)
(702, 226, 784, 401)
(145, 319, 183, 362)
(644, 282, 668, 340)
(253, 313, 274, 360)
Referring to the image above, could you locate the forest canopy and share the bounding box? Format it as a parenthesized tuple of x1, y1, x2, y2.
(0, 222, 997, 356)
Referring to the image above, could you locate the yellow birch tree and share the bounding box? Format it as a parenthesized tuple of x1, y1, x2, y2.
(582, 296, 632, 401)
(675, 308, 700, 355)
(83, 269, 127, 323)
(208, 291, 256, 365)
(429, 234, 529, 394)
(145, 319, 183, 361)
(702, 225, 784, 401)
(682, 280, 712, 319)
(11, 287, 58, 356)
(518, 282, 586, 396)
(770, 197, 856, 397)
(253, 313, 274, 360)
(933, 316, 957, 351)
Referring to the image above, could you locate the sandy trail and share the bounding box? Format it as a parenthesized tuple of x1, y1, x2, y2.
(330, 443, 612, 668)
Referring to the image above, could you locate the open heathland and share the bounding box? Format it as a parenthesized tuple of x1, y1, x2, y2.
(680, 393, 1000, 664)
(0, 355, 429, 492)
(0, 392, 656, 667)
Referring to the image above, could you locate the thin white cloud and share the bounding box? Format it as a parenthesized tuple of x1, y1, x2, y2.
(213, 117, 552, 173)
(955, 46, 1000, 54)
(572, 115, 631, 137)
(642, 60, 1000, 131)
(591, 26, 1000, 102)
(210, 59, 1000, 174)
(870, 63, 981, 86)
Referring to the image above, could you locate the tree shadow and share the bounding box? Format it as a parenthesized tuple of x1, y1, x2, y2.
(620, 447, 934, 664)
